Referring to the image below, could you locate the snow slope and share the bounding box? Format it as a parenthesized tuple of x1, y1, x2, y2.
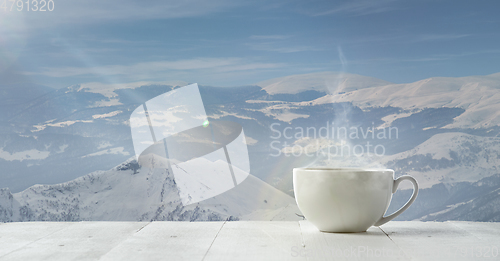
(307, 73, 500, 129)
(383, 132, 500, 189)
(256, 71, 392, 94)
(0, 156, 301, 222)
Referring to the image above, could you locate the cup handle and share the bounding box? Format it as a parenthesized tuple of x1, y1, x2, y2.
(374, 175, 419, 226)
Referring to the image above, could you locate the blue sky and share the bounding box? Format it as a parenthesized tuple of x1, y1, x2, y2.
(1, 0, 499, 88)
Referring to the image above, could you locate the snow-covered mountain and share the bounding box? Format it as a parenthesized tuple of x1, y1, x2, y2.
(0, 82, 186, 192)
(380, 132, 500, 221)
(383, 132, 500, 189)
(2, 71, 500, 222)
(0, 156, 301, 222)
(418, 174, 500, 222)
(256, 71, 392, 94)
(304, 72, 500, 129)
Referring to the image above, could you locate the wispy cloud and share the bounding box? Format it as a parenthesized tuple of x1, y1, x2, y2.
(342, 49, 500, 65)
(401, 49, 500, 62)
(249, 35, 293, 40)
(313, 0, 399, 16)
(413, 34, 471, 42)
(342, 33, 472, 45)
(24, 58, 286, 78)
(247, 43, 320, 53)
(247, 34, 319, 53)
(87, 38, 161, 45)
(10, 0, 247, 29)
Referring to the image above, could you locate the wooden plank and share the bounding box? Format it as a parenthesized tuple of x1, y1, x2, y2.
(0, 222, 75, 258)
(1, 221, 499, 260)
(0, 222, 148, 261)
(449, 221, 500, 243)
(100, 221, 225, 261)
(299, 221, 409, 261)
(448, 221, 500, 259)
(380, 221, 500, 261)
(203, 221, 306, 261)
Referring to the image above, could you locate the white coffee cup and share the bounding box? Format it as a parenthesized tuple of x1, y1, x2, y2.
(293, 168, 418, 233)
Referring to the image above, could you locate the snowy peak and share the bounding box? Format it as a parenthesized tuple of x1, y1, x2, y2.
(256, 71, 393, 94)
(485, 71, 500, 79)
(64, 81, 189, 98)
(304, 72, 500, 128)
(384, 132, 500, 189)
(0, 157, 301, 222)
(255, 71, 500, 128)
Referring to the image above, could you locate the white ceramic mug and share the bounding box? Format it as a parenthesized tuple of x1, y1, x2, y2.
(293, 168, 418, 233)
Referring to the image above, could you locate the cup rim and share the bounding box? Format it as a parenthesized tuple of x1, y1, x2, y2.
(293, 167, 394, 172)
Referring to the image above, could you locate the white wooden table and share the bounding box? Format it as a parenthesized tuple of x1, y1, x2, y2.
(0, 221, 499, 260)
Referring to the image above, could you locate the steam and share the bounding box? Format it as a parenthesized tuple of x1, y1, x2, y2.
(303, 46, 386, 169)
(326, 46, 347, 94)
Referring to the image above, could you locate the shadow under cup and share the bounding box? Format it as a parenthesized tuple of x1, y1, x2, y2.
(293, 168, 417, 233)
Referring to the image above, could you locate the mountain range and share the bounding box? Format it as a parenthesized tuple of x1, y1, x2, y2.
(1, 71, 500, 222)
(0, 155, 300, 222)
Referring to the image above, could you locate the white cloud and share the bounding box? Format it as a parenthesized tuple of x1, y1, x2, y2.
(337, 49, 500, 65)
(12, 0, 245, 29)
(401, 50, 500, 62)
(250, 35, 292, 40)
(25, 57, 286, 79)
(247, 33, 320, 53)
(312, 0, 399, 16)
(339, 33, 472, 46)
(414, 34, 471, 42)
(247, 43, 321, 53)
